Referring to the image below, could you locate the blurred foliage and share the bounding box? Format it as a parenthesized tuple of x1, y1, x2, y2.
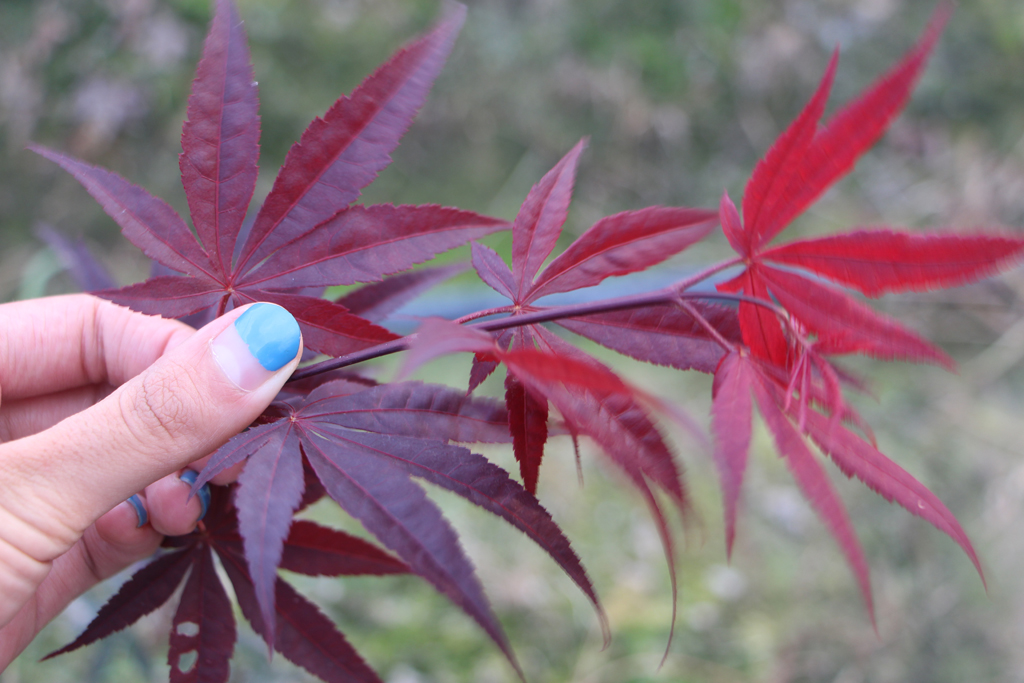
(4, 0, 1024, 681)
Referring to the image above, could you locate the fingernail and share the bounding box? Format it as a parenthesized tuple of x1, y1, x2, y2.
(211, 303, 301, 391)
(179, 469, 211, 521)
(126, 494, 148, 528)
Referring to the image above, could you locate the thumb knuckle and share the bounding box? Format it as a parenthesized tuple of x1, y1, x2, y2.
(118, 362, 201, 449)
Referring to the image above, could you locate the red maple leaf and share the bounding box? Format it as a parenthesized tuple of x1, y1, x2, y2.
(703, 5, 1019, 621)
(469, 139, 721, 492)
(716, 5, 1024, 370)
(403, 317, 699, 654)
(45, 485, 407, 683)
(191, 376, 603, 674)
(30, 0, 505, 356)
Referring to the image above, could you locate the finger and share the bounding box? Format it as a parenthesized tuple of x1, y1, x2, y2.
(0, 303, 301, 592)
(144, 470, 208, 537)
(0, 501, 160, 669)
(0, 384, 113, 442)
(0, 294, 193, 402)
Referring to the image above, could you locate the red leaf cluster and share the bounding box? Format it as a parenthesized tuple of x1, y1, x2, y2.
(45, 485, 405, 683)
(193, 377, 598, 673)
(469, 139, 720, 494)
(706, 2, 1004, 622)
(32, 0, 503, 356)
(36, 0, 1024, 679)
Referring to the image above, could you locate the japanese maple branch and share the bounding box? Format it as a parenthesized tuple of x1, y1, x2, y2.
(289, 277, 781, 382)
(475, 290, 771, 330)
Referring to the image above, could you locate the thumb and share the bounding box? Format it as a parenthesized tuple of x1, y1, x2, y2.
(1, 302, 302, 554)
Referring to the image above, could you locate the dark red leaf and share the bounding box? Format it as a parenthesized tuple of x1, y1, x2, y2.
(501, 349, 687, 509)
(301, 432, 521, 675)
(219, 548, 383, 683)
(468, 353, 500, 393)
(44, 549, 193, 659)
(468, 329, 513, 394)
(316, 422, 605, 631)
(758, 265, 953, 368)
(500, 344, 631, 393)
(717, 266, 790, 366)
(741, 51, 837, 249)
(272, 374, 600, 632)
(710, 351, 755, 559)
(193, 419, 291, 491)
(97, 276, 226, 318)
(168, 546, 236, 683)
(279, 520, 409, 576)
(398, 317, 496, 379)
(239, 204, 505, 289)
(530, 322, 593, 361)
(179, 0, 259, 272)
(302, 381, 511, 444)
(279, 371, 379, 401)
(764, 229, 1024, 296)
(336, 263, 467, 322)
(236, 6, 467, 271)
(719, 191, 746, 257)
(472, 241, 516, 300)
(36, 4, 491, 362)
(500, 348, 682, 655)
(297, 454, 328, 510)
(505, 373, 549, 495)
(527, 206, 717, 301)
(750, 374, 875, 623)
(504, 328, 549, 494)
(801, 408, 984, 583)
(805, 350, 852, 427)
(755, 6, 950, 246)
(556, 302, 738, 374)
(235, 422, 305, 651)
(30, 145, 214, 278)
(512, 140, 587, 298)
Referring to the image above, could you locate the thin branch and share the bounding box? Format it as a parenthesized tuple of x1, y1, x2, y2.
(288, 286, 783, 382)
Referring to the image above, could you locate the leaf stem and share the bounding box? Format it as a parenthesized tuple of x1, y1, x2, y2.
(674, 296, 736, 353)
(452, 305, 517, 324)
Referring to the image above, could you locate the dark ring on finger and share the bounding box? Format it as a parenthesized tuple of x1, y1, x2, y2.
(179, 469, 211, 521)
(126, 494, 148, 528)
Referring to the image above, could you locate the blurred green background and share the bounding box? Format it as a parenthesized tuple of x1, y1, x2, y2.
(4, 0, 1024, 681)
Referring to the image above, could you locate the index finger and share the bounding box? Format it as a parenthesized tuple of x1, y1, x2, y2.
(0, 294, 194, 401)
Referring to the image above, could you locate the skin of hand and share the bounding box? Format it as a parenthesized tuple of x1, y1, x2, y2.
(0, 294, 302, 668)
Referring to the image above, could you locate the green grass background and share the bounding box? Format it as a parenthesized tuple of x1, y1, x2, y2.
(3, 0, 1024, 681)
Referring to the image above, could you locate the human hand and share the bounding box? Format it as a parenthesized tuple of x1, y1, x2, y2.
(0, 295, 302, 667)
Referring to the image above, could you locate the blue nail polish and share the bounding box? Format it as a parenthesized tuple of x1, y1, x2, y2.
(233, 304, 301, 371)
(127, 494, 148, 528)
(179, 469, 211, 521)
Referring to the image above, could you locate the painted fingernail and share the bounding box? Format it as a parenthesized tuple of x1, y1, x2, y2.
(211, 303, 301, 391)
(126, 494, 148, 528)
(179, 469, 211, 521)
